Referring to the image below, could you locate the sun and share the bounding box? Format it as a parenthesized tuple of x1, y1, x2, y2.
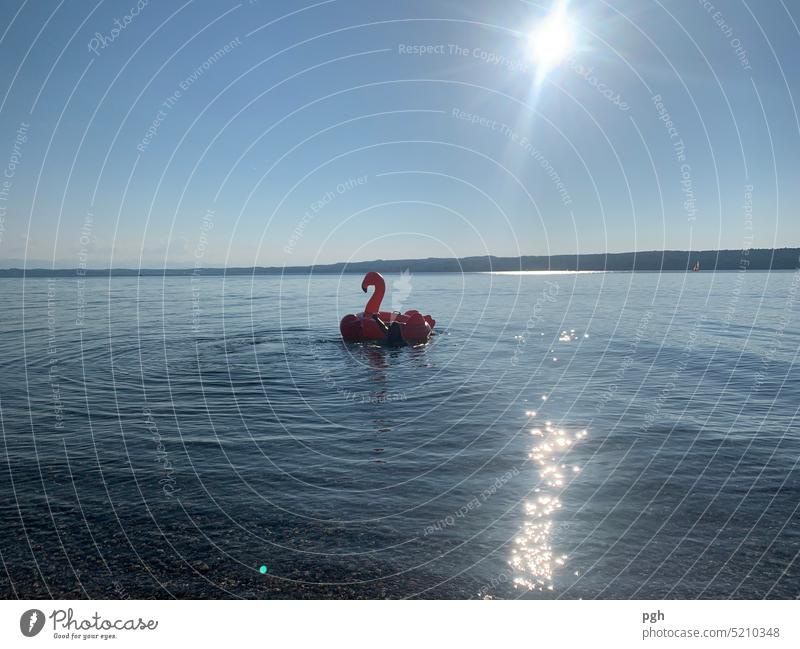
(527, 5, 574, 70)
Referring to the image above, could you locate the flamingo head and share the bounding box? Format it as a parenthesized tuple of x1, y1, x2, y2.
(361, 271, 384, 293)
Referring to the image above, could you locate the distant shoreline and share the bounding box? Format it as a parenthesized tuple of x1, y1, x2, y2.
(1, 248, 798, 277)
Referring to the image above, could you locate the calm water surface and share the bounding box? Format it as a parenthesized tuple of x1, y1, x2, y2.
(0, 271, 798, 598)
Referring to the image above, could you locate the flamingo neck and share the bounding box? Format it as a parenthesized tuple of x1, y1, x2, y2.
(364, 281, 385, 313)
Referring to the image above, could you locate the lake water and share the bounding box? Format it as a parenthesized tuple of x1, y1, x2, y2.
(0, 271, 798, 599)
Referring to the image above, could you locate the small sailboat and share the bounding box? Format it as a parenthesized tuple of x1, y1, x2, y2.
(692, 260, 700, 272)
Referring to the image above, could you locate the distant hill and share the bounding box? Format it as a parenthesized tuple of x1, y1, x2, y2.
(1, 248, 798, 277)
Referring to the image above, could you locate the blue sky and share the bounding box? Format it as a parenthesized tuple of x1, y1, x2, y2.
(0, 0, 798, 268)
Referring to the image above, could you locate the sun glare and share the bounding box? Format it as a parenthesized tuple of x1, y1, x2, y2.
(527, 5, 574, 70)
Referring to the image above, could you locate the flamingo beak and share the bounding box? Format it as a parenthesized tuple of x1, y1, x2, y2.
(361, 284, 367, 293)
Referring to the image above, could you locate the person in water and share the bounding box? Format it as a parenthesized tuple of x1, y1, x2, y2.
(371, 313, 405, 346)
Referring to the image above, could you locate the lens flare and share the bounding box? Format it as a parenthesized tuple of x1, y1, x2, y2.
(526, 3, 575, 79)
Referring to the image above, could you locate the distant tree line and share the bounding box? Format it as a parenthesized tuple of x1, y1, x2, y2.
(2, 248, 798, 277)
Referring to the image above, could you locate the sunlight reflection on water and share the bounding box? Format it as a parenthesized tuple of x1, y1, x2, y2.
(511, 419, 587, 591)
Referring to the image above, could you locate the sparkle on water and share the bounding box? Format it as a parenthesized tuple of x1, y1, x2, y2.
(487, 270, 602, 275)
(559, 329, 577, 342)
(510, 421, 586, 591)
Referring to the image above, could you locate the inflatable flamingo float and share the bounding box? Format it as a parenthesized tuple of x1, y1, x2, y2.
(340, 271, 435, 344)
